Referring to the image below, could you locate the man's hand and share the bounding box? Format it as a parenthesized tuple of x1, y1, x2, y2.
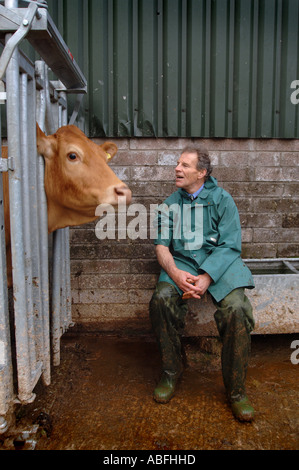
(155, 245, 212, 300)
(182, 273, 213, 300)
(172, 270, 202, 299)
(155, 246, 201, 297)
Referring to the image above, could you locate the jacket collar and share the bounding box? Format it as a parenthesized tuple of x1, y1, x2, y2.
(179, 176, 218, 201)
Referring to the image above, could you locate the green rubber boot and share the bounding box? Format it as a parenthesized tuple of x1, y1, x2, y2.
(231, 396, 255, 422)
(153, 371, 180, 404)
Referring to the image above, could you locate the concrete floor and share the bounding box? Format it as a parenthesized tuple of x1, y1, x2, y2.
(1, 333, 298, 451)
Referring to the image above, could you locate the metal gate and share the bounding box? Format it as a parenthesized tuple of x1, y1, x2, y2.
(0, 0, 86, 433)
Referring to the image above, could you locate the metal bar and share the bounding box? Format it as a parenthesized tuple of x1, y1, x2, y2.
(0, 6, 87, 92)
(244, 258, 299, 274)
(35, 60, 51, 386)
(0, 131, 14, 428)
(245, 258, 299, 265)
(44, 63, 55, 134)
(60, 93, 71, 332)
(0, 3, 22, 28)
(0, 2, 38, 80)
(27, 7, 87, 92)
(65, 228, 72, 328)
(60, 92, 72, 331)
(283, 260, 299, 274)
(68, 94, 83, 126)
(27, 67, 50, 386)
(20, 71, 38, 377)
(18, 48, 35, 79)
(61, 229, 67, 333)
(5, 0, 35, 404)
(35, 60, 46, 128)
(51, 92, 63, 364)
(37, 144, 50, 386)
(51, 229, 62, 366)
(61, 96, 67, 127)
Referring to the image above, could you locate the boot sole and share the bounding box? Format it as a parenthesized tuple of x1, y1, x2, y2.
(232, 411, 255, 422)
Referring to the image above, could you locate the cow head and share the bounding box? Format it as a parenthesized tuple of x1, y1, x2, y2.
(36, 124, 131, 233)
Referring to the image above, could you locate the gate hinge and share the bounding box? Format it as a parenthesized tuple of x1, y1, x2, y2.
(0, 157, 14, 172)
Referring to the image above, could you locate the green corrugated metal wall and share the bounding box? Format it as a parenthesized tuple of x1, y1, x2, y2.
(47, 0, 299, 139)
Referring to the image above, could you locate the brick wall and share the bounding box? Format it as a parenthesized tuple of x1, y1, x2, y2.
(70, 138, 299, 334)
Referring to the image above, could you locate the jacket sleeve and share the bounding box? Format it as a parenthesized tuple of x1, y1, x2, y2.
(153, 203, 173, 247)
(200, 193, 242, 283)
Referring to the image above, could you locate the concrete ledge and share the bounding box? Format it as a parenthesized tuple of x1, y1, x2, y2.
(185, 273, 299, 336)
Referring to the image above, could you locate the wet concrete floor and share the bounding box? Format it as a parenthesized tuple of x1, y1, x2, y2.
(1, 333, 299, 450)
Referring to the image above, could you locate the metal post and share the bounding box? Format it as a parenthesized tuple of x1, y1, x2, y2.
(44, 65, 55, 134)
(35, 60, 51, 386)
(20, 70, 48, 388)
(65, 227, 72, 328)
(26, 70, 44, 372)
(52, 229, 62, 366)
(20, 72, 38, 376)
(35, 61, 46, 129)
(51, 88, 74, 365)
(60, 92, 72, 332)
(61, 232, 67, 333)
(5, 0, 35, 403)
(0, 137, 14, 432)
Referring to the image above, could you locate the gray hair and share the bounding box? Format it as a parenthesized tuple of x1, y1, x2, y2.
(181, 145, 213, 181)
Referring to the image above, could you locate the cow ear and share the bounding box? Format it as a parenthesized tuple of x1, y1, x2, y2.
(36, 123, 57, 159)
(101, 142, 118, 161)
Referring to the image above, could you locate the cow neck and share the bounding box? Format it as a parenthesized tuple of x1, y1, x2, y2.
(47, 204, 97, 233)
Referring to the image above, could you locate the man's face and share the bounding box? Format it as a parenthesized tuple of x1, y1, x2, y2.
(175, 152, 206, 193)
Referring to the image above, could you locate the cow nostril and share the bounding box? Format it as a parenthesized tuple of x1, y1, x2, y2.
(114, 185, 132, 203)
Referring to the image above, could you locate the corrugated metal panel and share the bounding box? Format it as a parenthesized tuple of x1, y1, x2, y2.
(46, 0, 299, 139)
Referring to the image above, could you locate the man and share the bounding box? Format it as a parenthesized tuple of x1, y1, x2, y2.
(149, 145, 255, 422)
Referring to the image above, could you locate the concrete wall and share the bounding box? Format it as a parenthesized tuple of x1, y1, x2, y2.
(70, 138, 299, 334)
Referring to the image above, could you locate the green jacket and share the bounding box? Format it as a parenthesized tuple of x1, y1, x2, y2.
(154, 176, 255, 302)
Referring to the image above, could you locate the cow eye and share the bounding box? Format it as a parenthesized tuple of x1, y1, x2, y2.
(68, 153, 78, 161)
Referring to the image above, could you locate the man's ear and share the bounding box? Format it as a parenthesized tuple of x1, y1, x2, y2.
(36, 123, 57, 159)
(198, 168, 207, 180)
(100, 142, 118, 161)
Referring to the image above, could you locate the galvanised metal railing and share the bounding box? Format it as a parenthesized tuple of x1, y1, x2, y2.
(0, 0, 86, 433)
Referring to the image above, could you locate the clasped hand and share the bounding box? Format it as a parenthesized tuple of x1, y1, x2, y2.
(173, 270, 212, 300)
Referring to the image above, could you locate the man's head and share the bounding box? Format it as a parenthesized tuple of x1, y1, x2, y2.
(175, 145, 212, 194)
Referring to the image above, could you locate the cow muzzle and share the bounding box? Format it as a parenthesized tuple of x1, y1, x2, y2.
(114, 184, 132, 205)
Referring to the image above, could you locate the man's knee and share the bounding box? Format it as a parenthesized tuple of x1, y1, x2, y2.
(214, 288, 255, 334)
(150, 282, 177, 309)
(149, 282, 187, 332)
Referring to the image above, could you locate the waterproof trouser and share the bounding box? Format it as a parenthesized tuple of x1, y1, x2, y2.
(149, 282, 255, 402)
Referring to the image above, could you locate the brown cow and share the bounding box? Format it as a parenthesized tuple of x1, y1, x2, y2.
(3, 124, 132, 287)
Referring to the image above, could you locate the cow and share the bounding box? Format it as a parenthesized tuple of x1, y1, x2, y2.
(3, 123, 132, 287)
